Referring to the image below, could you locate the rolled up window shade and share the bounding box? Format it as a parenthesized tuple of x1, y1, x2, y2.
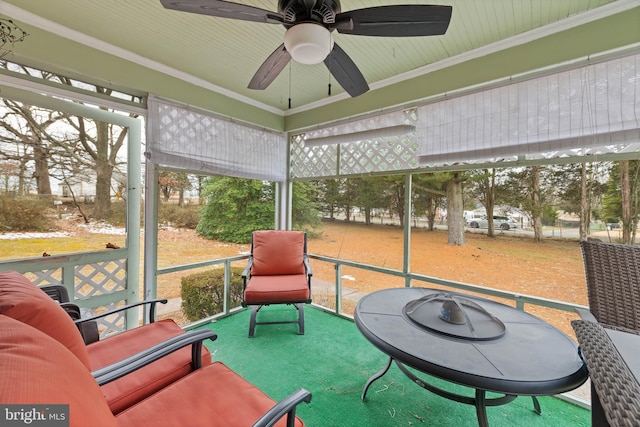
(418, 53, 640, 165)
(147, 96, 287, 181)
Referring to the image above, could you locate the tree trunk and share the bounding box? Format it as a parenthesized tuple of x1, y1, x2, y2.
(198, 176, 205, 203)
(18, 158, 28, 195)
(427, 198, 436, 231)
(579, 163, 589, 241)
(178, 187, 185, 208)
(484, 169, 496, 238)
(447, 173, 465, 246)
(92, 121, 113, 219)
(620, 160, 632, 244)
(532, 166, 543, 242)
(396, 186, 405, 227)
(33, 141, 52, 197)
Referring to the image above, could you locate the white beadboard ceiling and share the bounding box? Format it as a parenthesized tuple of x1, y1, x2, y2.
(0, 0, 636, 115)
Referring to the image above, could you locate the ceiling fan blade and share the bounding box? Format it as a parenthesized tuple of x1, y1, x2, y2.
(324, 43, 369, 98)
(159, 0, 283, 24)
(335, 5, 452, 37)
(248, 44, 291, 90)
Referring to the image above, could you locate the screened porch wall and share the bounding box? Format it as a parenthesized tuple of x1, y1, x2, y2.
(289, 51, 640, 180)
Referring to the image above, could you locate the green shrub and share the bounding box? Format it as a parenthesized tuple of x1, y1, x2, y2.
(105, 200, 201, 229)
(0, 195, 51, 232)
(159, 203, 201, 229)
(105, 200, 128, 227)
(181, 267, 244, 322)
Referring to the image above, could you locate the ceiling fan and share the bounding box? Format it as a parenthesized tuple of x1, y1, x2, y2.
(159, 0, 452, 97)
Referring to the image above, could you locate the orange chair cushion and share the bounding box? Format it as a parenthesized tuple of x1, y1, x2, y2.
(251, 230, 305, 276)
(0, 270, 91, 370)
(0, 315, 118, 427)
(87, 319, 212, 414)
(244, 274, 310, 304)
(116, 361, 305, 427)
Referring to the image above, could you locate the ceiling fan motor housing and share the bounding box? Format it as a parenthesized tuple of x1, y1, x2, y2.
(278, 0, 340, 27)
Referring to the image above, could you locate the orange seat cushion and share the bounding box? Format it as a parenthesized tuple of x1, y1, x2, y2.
(87, 319, 212, 414)
(0, 315, 118, 427)
(244, 274, 310, 304)
(251, 231, 305, 276)
(116, 361, 305, 427)
(0, 270, 91, 370)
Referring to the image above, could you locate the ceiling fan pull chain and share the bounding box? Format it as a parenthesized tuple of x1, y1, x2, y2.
(288, 62, 292, 109)
(327, 48, 332, 97)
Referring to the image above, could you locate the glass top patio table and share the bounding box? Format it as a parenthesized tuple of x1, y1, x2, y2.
(354, 287, 588, 427)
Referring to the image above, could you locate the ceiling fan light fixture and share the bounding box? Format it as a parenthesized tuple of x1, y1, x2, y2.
(284, 23, 334, 65)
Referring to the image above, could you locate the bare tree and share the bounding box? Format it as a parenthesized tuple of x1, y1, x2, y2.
(0, 160, 19, 192)
(159, 171, 192, 207)
(63, 111, 128, 219)
(413, 172, 448, 231)
(0, 100, 66, 198)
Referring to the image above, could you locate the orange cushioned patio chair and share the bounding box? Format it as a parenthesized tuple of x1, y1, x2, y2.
(242, 230, 312, 338)
(0, 314, 311, 427)
(0, 270, 212, 414)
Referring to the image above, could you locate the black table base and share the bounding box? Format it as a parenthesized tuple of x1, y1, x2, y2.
(361, 356, 541, 427)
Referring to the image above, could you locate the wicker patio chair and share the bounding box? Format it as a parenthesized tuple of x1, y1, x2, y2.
(579, 240, 640, 335)
(572, 320, 640, 427)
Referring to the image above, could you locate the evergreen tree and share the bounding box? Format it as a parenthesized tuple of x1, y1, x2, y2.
(196, 177, 274, 243)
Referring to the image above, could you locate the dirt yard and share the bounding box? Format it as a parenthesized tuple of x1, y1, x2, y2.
(1, 217, 591, 336)
(304, 221, 588, 336)
(148, 220, 589, 336)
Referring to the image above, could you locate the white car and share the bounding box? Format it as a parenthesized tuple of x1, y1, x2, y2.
(467, 215, 518, 231)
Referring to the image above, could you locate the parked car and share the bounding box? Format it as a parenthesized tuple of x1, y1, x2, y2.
(467, 215, 518, 231)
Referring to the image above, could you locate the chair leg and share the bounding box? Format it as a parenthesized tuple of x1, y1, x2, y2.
(248, 304, 305, 337)
(248, 305, 261, 338)
(296, 303, 305, 335)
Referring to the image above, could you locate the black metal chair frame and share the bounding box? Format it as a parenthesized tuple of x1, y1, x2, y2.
(40, 283, 168, 344)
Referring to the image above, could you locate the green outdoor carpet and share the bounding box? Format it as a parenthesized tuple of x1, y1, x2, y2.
(199, 306, 589, 427)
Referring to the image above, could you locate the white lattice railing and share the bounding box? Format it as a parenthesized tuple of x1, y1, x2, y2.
(0, 248, 135, 337)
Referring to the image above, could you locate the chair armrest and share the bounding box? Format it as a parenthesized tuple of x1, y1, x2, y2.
(303, 256, 312, 277)
(575, 307, 598, 323)
(242, 257, 254, 286)
(60, 302, 82, 320)
(40, 284, 71, 303)
(93, 329, 218, 386)
(75, 298, 168, 325)
(571, 320, 640, 426)
(252, 388, 312, 427)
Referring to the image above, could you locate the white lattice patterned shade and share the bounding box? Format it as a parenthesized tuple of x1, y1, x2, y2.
(148, 53, 640, 182)
(147, 97, 287, 181)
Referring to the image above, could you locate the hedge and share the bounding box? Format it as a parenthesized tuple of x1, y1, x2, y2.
(181, 267, 244, 322)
